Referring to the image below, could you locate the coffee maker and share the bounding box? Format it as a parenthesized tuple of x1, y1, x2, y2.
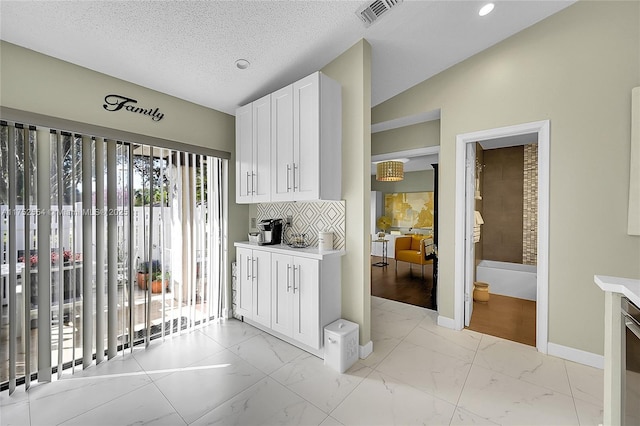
(257, 219, 283, 245)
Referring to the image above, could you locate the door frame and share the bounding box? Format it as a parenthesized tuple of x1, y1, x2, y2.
(463, 142, 476, 327)
(453, 120, 550, 354)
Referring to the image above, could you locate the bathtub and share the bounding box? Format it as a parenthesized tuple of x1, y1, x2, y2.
(476, 260, 537, 301)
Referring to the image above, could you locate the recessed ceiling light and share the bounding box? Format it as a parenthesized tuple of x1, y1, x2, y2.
(479, 3, 495, 17)
(235, 59, 250, 70)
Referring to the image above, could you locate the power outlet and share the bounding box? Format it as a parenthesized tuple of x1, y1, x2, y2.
(286, 215, 293, 226)
(250, 217, 256, 228)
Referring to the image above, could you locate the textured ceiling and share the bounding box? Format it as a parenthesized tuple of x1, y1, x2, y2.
(0, 0, 574, 116)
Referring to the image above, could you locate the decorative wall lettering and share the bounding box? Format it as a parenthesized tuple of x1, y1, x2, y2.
(103, 94, 165, 122)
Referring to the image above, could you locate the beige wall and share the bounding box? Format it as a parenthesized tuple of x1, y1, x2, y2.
(371, 119, 440, 156)
(322, 40, 372, 346)
(372, 1, 640, 355)
(0, 41, 246, 303)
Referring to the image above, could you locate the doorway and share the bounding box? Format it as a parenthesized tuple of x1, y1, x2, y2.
(370, 147, 439, 311)
(454, 120, 549, 354)
(466, 142, 537, 346)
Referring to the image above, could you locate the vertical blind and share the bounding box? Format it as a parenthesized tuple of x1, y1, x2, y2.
(0, 120, 227, 393)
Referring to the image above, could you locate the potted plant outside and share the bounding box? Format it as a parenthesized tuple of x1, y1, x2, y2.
(137, 260, 160, 290)
(151, 271, 170, 294)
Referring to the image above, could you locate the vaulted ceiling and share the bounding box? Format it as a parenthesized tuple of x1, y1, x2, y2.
(1, 0, 574, 116)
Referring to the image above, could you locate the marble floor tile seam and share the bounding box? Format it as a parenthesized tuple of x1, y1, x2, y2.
(195, 326, 250, 349)
(368, 353, 473, 411)
(146, 379, 197, 426)
(136, 361, 269, 426)
(187, 374, 335, 426)
(53, 383, 185, 426)
(370, 317, 424, 342)
(267, 358, 374, 417)
(25, 377, 154, 426)
(470, 336, 587, 401)
(563, 360, 604, 406)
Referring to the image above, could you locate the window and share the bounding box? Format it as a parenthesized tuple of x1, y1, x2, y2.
(0, 120, 228, 393)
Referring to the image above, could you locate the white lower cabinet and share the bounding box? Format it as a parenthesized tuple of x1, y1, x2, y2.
(235, 243, 342, 357)
(271, 254, 319, 348)
(236, 247, 271, 328)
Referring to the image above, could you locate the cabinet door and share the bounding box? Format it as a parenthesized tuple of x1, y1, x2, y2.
(252, 94, 271, 203)
(292, 257, 320, 348)
(252, 250, 271, 327)
(271, 253, 293, 336)
(236, 104, 253, 203)
(271, 86, 294, 201)
(236, 248, 253, 318)
(293, 73, 320, 201)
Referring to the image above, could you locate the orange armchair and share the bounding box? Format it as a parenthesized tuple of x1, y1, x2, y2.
(395, 235, 435, 278)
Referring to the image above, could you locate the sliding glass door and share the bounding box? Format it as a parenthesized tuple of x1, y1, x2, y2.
(0, 120, 227, 393)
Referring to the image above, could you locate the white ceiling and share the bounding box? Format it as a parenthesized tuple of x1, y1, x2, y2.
(1, 0, 574, 116)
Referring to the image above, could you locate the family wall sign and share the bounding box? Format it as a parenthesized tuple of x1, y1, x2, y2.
(103, 94, 165, 122)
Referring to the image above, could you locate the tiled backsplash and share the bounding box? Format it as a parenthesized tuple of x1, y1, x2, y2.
(523, 143, 538, 265)
(256, 201, 346, 250)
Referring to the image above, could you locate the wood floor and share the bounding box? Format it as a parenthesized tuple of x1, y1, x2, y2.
(467, 293, 536, 347)
(370, 256, 435, 310)
(371, 256, 535, 346)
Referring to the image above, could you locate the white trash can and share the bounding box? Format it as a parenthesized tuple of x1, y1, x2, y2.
(324, 319, 359, 373)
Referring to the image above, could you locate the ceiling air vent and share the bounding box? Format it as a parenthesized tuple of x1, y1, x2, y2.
(356, 0, 403, 27)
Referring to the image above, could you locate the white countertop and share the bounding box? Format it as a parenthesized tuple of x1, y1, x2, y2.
(234, 241, 345, 260)
(595, 275, 640, 307)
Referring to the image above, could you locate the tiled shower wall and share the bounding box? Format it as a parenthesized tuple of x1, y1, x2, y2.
(523, 143, 538, 265)
(256, 201, 346, 250)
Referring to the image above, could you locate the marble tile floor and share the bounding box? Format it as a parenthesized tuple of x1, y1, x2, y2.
(1, 296, 604, 425)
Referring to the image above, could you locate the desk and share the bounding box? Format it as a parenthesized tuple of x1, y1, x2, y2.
(371, 239, 389, 267)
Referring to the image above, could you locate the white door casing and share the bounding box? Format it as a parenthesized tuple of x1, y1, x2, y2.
(464, 143, 476, 327)
(453, 120, 550, 354)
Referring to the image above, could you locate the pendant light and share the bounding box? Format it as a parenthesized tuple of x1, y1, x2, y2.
(376, 160, 404, 181)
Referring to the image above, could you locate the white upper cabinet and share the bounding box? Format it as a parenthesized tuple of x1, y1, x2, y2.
(237, 71, 341, 204)
(236, 94, 271, 203)
(236, 103, 253, 203)
(271, 85, 294, 201)
(276, 72, 342, 202)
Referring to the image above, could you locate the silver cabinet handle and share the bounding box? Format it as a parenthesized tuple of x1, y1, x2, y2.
(286, 164, 291, 191)
(252, 172, 257, 195)
(246, 172, 251, 197)
(625, 315, 640, 340)
(293, 265, 298, 293)
(254, 257, 258, 312)
(286, 264, 292, 292)
(292, 163, 298, 191)
(253, 258, 257, 280)
(246, 256, 251, 280)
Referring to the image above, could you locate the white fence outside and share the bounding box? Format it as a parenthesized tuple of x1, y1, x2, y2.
(0, 204, 173, 266)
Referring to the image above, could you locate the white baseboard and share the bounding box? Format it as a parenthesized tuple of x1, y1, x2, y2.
(360, 340, 373, 359)
(437, 315, 457, 330)
(547, 342, 604, 369)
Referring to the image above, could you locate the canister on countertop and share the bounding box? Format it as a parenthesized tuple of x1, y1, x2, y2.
(318, 231, 333, 251)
